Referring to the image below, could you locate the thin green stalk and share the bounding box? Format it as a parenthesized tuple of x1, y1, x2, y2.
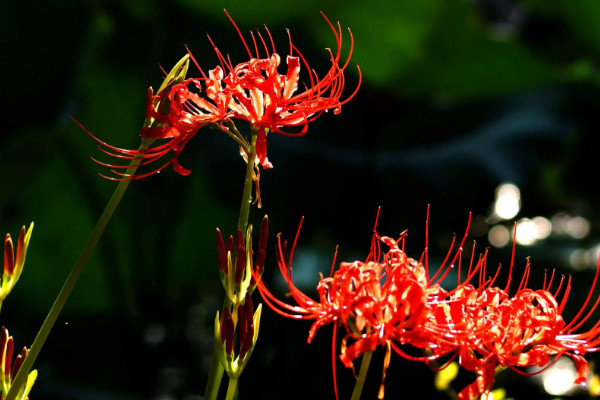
(219, 121, 250, 154)
(237, 126, 258, 234)
(204, 126, 258, 400)
(351, 351, 373, 400)
(5, 138, 153, 400)
(224, 377, 238, 400)
(203, 341, 226, 400)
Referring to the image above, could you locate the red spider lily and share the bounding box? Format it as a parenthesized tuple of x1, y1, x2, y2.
(189, 10, 361, 169)
(252, 218, 343, 345)
(252, 217, 364, 400)
(87, 11, 360, 179)
(252, 210, 471, 399)
(337, 233, 434, 399)
(336, 232, 435, 359)
(82, 60, 232, 180)
(140, 67, 231, 140)
(427, 237, 600, 400)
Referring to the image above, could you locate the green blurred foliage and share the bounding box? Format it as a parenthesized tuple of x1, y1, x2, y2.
(398, 0, 561, 99)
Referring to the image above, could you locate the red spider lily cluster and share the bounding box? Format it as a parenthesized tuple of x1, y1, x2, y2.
(73, 8, 600, 400)
(89, 11, 360, 179)
(254, 212, 600, 400)
(426, 249, 600, 400)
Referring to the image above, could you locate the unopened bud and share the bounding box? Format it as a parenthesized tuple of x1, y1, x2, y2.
(2, 223, 33, 302)
(11, 347, 28, 383)
(0, 327, 7, 354)
(235, 228, 245, 252)
(3, 335, 14, 377)
(239, 293, 255, 360)
(4, 234, 14, 275)
(235, 245, 246, 285)
(216, 229, 227, 274)
(220, 307, 234, 356)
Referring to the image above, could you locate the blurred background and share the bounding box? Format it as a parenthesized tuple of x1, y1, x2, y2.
(2, 0, 600, 399)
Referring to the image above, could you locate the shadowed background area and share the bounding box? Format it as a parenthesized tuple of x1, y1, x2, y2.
(2, 0, 600, 399)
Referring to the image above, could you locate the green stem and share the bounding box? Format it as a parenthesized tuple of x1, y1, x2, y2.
(204, 342, 226, 400)
(219, 120, 250, 154)
(204, 125, 258, 400)
(351, 351, 373, 400)
(5, 138, 153, 400)
(224, 377, 238, 400)
(237, 126, 258, 234)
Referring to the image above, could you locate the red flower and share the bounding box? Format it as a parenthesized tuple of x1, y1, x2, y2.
(337, 233, 431, 366)
(87, 11, 360, 179)
(427, 243, 600, 400)
(252, 218, 343, 344)
(252, 215, 447, 399)
(205, 11, 361, 169)
(255, 209, 600, 399)
(83, 60, 231, 180)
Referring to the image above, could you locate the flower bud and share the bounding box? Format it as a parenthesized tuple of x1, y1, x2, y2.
(234, 228, 244, 253)
(2, 329, 14, 377)
(11, 348, 28, 384)
(216, 229, 227, 274)
(1, 223, 34, 303)
(220, 307, 234, 356)
(142, 54, 190, 132)
(4, 234, 14, 275)
(239, 293, 255, 360)
(0, 326, 37, 399)
(235, 245, 246, 286)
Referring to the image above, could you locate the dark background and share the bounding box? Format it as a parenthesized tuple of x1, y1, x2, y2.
(2, 0, 600, 399)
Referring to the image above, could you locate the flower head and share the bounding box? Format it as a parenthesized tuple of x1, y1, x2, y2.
(252, 213, 451, 399)
(81, 54, 212, 180)
(427, 238, 600, 400)
(86, 11, 360, 179)
(255, 209, 600, 399)
(206, 10, 361, 168)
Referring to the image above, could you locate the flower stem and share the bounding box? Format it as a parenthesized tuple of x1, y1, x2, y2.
(351, 351, 373, 400)
(204, 342, 226, 400)
(219, 120, 250, 154)
(237, 126, 258, 234)
(5, 137, 153, 400)
(224, 377, 238, 400)
(204, 126, 258, 400)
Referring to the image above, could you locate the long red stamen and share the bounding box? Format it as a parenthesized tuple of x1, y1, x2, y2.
(425, 204, 430, 280)
(504, 222, 518, 292)
(223, 9, 253, 58)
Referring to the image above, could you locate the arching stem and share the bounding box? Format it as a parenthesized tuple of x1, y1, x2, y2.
(5, 137, 154, 400)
